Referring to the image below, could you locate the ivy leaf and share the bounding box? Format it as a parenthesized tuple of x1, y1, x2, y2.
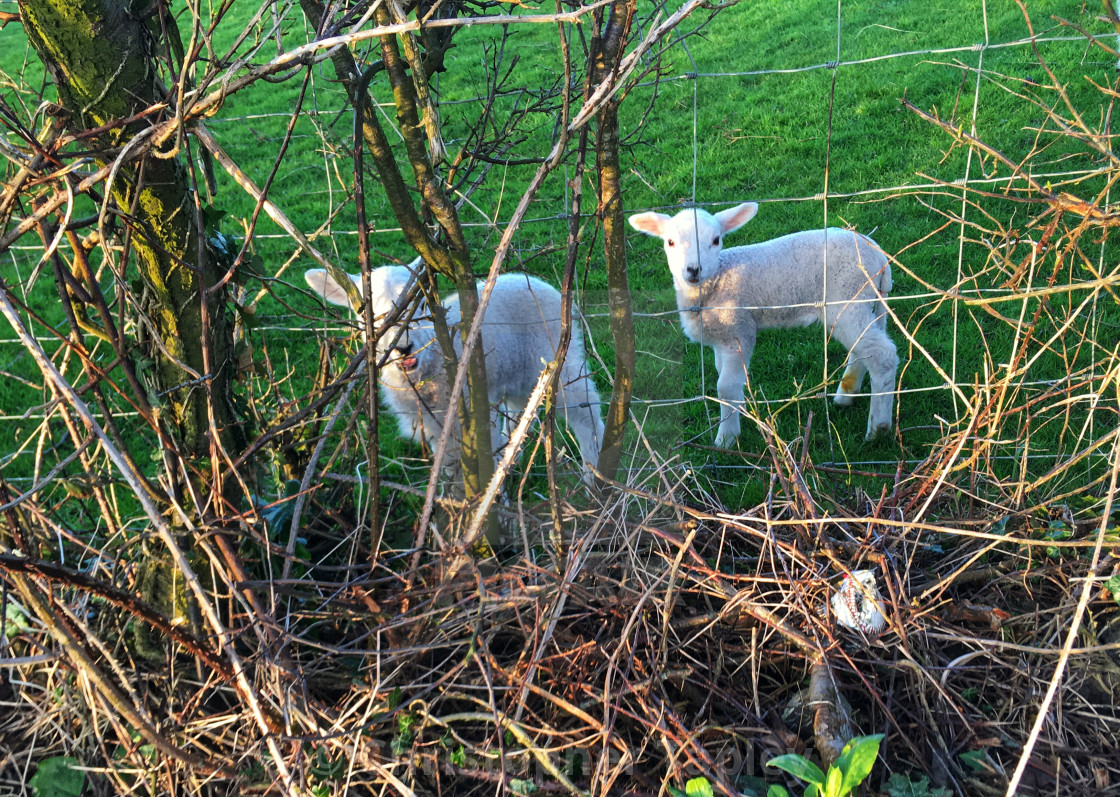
(959, 750, 988, 774)
(450, 745, 466, 767)
(735, 774, 768, 796)
(884, 772, 952, 797)
(254, 480, 302, 537)
(387, 686, 404, 710)
(29, 757, 84, 797)
(200, 205, 228, 228)
(4, 601, 31, 633)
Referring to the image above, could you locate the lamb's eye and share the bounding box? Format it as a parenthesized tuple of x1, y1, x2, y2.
(667, 239, 676, 247)
(712, 236, 720, 246)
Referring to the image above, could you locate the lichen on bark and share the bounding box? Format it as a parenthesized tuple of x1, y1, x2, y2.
(19, 0, 244, 466)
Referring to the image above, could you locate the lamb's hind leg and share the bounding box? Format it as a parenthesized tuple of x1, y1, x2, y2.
(834, 351, 868, 407)
(713, 342, 751, 448)
(857, 333, 898, 440)
(557, 365, 605, 483)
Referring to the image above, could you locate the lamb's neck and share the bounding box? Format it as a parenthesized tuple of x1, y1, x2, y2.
(674, 284, 707, 343)
(674, 284, 703, 314)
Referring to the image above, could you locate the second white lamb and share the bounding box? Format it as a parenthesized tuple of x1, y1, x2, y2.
(629, 202, 897, 444)
(305, 265, 605, 483)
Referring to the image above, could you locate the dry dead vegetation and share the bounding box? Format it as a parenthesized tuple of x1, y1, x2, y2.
(6, 399, 1120, 796)
(2, 1, 1120, 796)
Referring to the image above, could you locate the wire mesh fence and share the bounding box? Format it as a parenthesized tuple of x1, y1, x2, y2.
(4, 2, 1114, 484)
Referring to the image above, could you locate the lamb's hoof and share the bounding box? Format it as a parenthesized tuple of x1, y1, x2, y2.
(864, 423, 891, 442)
(833, 392, 855, 407)
(713, 433, 739, 449)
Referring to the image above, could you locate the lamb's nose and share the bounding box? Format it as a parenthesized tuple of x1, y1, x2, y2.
(686, 266, 699, 281)
(396, 343, 412, 356)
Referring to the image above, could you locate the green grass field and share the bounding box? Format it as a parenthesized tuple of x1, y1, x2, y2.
(2, 0, 1117, 512)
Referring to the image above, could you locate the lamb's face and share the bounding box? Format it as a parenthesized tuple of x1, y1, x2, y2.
(662, 209, 725, 289)
(304, 265, 435, 377)
(628, 202, 759, 291)
(365, 267, 434, 377)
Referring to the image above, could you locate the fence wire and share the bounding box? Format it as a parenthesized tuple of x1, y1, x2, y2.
(1, 8, 1116, 488)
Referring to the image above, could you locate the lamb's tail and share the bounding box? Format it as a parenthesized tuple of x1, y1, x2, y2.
(858, 233, 893, 296)
(857, 233, 893, 325)
(876, 257, 893, 296)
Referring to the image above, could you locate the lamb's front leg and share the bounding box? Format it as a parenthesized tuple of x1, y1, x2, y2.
(863, 335, 898, 441)
(712, 341, 751, 447)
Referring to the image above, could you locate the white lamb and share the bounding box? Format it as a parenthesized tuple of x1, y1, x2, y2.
(628, 202, 897, 444)
(304, 266, 605, 482)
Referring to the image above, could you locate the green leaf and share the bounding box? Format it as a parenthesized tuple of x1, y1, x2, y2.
(389, 732, 413, 756)
(767, 787, 791, 797)
(396, 713, 415, 735)
(200, 205, 229, 228)
(254, 479, 302, 537)
(1107, 574, 1120, 606)
(568, 749, 584, 779)
(824, 765, 843, 797)
(510, 778, 538, 794)
(387, 686, 404, 710)
(390, 713, 416, 756)
(309, 745, 346, 781)
(29, 756, 85, 797)
(685, 776, 714, 797)
(837, 734, 883, 794)
(735, 774, 768, 796)
(4, 601, 31, 633)
(884, 772, 952, 797)
(1044, 520, 1071, 540)
(767, 753, 826, 786)
(668, 788, 688, 797)
(958, 750, 988, 774)
(450, 745, 465, 767)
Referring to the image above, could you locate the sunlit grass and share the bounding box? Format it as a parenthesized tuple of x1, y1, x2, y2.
(1, 0, 1116, 506)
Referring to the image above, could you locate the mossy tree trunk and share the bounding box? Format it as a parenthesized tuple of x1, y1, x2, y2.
(19, 0, 244, 489)
(589, 0, 638, 483)
(17, 0, 252, 661)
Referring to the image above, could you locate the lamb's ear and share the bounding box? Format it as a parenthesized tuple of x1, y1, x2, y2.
(714, 202, 758, 235)
(628, 211, 671, 239)
(305, 268, 360, 307)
